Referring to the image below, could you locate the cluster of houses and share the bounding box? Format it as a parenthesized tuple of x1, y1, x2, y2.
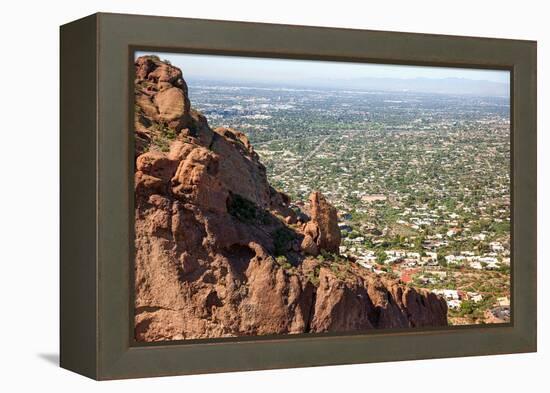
(431, 289, 477, 310)
(340, 237, 510, 278)
(384, 249, 439, 266)
(341, 243, 509, 275)
(339, 247, 383, 273)
(339, 247, 441, 274)
(444, 244, 510, 271)
(430, 288, 510, 312)
(340, 247, 438, 266)
(394, 206, 468, 233)
(339, 243, 511, 317)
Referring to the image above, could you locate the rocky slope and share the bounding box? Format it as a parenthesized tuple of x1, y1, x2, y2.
(133, 55, 448, 341)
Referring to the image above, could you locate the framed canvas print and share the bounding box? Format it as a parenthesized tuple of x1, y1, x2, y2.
(60, 13, 537, 380)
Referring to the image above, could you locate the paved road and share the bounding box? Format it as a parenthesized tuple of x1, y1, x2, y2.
(271, 135, 331, 180)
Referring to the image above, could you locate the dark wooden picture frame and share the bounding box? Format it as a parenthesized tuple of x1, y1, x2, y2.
(60, 12, 537, 380)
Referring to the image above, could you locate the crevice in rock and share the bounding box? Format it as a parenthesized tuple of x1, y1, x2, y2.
(205, 290, 223, 315)
(305, 285, 317, 333)
(222, 244, 255, 279)
(135, 305, 183, 315)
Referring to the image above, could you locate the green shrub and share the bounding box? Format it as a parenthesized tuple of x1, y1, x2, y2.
(275, 255, 293, 270)
(188, 118, 200, 135)
(227, 193, 272, 225)
(307, 273, 320, 286)
(227, 194, 258, 223)
(307, 266, 321, 286)
(375, 250, 388, 264)
(149, 134, 170, 152)
(273, 227, 295, 256)
(459, 300, 476, 316)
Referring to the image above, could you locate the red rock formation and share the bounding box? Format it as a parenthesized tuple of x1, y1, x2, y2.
(301, 191, 342, 255)
(133, 55, 448, 341)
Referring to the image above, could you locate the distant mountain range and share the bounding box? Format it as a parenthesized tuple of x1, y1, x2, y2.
(309, 76, 510, 97)
(188, 76, 509, 97)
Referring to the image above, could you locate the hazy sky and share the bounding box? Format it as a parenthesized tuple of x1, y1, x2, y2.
(135, 51, 510, 91)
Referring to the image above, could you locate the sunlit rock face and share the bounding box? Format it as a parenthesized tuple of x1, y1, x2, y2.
(133, 55, 448, 342)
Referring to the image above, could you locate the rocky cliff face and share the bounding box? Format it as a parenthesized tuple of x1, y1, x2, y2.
(133, 55, 448, 341)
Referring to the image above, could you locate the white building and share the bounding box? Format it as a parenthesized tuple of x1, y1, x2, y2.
(445, 255, 467, 265)
(357, 255, 377, 264)
(356, 260, 374, 271)
(385, 250, 407, 258)
(461, 251, 476, 257)
(472, 233, 487, 241)
(433, 289, 459, 300)
(468, 292, 483, 303)
(469, 261, 483, 270)
(446, 229, 458, 237)
(479, 256, 500, 269)
(426, 251, 438, 260)
(490, 241, 505, 252)
(448, 299, 462, 310)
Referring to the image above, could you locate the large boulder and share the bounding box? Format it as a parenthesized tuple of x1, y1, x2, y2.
(301, 192, 341, 255)
(155, 87, 188, 122)
(210, 127, 272, 208)
(309, 267, 375, 332)
(134, 55, 193, 142)
(171, 146, 229, 214)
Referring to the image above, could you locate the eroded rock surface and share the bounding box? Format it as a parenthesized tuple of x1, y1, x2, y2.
(301, 192, 341, 256)
(133, 55, 448, 341)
